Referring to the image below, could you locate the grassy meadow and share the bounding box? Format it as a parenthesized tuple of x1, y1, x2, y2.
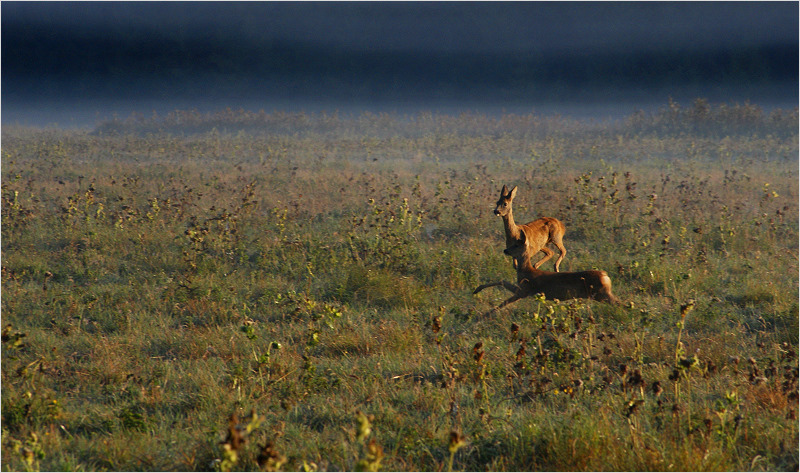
(2, 101, 798, 471)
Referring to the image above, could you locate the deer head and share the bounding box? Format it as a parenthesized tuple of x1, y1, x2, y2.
(503, 232, 528, 260)
(494, 185, 518, 217)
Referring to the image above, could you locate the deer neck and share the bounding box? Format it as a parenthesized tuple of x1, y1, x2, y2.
(502, 209, 521, 243)
(516, 254, 543, 283)
(516, 254, 536, 274)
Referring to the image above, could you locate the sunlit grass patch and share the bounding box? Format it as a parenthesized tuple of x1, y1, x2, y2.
(1, 106, 797, 471)
(329, 265, 428, 310)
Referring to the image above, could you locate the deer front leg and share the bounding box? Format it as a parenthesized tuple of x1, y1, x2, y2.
(483, 293, 523, 316)
(533, 246, 555, 269)
(473, 281, 519, 295)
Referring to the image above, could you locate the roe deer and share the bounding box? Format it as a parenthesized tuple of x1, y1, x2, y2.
(474, 231, 619, 315)
(495, 185, 566, 272)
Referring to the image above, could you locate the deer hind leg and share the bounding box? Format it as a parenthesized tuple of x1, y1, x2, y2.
(473, 281, 519, 295)
(601, 291, 621, 304)
(592, 287, 620, 305)
(551, 231, 567, 272)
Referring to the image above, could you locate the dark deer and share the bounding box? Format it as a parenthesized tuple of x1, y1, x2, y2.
(474, 232, 619, 315)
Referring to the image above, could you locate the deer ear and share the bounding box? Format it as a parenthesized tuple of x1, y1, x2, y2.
(501, 185, 509, 196)
(509, 186, 518, 200)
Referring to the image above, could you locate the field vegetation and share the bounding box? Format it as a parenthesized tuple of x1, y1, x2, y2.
(2, 100, 798, 471)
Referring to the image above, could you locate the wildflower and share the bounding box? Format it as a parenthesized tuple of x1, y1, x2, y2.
(257, 441, 287, 472)
(473, 342, 484, 363)
(431, 316, 441, 334)
(679, 356, 699, 369)
(703, 418, 713, 434)
(680, 299, 695, 319)
(510, 322, 520, 340)
(627, 369, 644, 388)
(225, 413, 244, 451)
(626, 399, 644, 417)
(668, 369, 681, 381)
(515, 344, 526, 362)
(651, 381, 664, 397)
(448, 430, 467, 454)
(356, 439, 384, 472)
(765, 360, 777, 378)
(355, 411, 373, 442)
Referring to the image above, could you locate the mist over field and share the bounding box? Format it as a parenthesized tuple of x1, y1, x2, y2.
(2, 2, 797, 127)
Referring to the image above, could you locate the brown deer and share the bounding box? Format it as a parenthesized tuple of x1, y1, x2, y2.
(495, 185, 566, 272)
(474, 231, 620, 315)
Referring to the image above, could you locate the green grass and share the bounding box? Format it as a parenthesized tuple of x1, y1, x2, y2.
(2, 101, 798, 471)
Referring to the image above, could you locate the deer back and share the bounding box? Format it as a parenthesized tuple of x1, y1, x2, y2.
(518, 267, 615, 302)
(518, 217, 564, 251)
